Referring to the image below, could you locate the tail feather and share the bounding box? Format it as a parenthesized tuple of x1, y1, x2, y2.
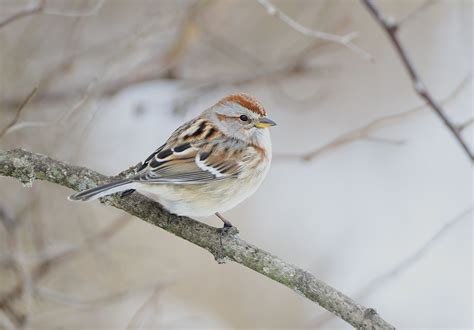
(69, 179, 135, 201)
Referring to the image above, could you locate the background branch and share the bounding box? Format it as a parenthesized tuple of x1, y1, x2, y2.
(0, 0, 45, 29)
(0, 148, 394, 329)
(0, 205, 130, 327)
(355, 207, 472, 300)
(312, 206, 473, 327)
(0, 87, 38, 140)
(362, 0, 473, 162)
(257, 0, 372, 61)
(276, 73, 471, 161)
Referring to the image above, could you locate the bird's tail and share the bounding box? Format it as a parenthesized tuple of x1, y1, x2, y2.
(68, 179, 136, 201)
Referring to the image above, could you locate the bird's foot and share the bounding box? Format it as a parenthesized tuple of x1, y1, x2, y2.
(215, 213, 238, 263)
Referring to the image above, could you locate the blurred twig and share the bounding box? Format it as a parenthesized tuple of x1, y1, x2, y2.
(0, 0, 45, 29)
(397, 0, 437, 25)
(356, 207, 472, 299)
(457, 118, 474, 132)
(160, 0, 212, 76)
(126, 285, 164, 329)
(0, 204, 16, 232)
(172, 32, 335, 115)
(276, 73, 472, 161)
(0, 149, 395, 329)
(0, 0, 105, 30)
(31, 279, 171, 327)
(1, 2, 202, 111)
(35, 280, 166, 310)
(41, 0, 106, 17)
(257, 0, 373, 61)
(313, 206, 473, 327)
(0, 87, 38, 140)
(0, 203, 32, 327)
(0, 213, 130, 326)
(2, 1, 335, 113)
(35, 215, 130, 265)
(362, 0, 473, 162)
(0, 312, 15, 330)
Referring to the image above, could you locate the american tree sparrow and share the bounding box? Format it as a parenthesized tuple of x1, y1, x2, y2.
(69, 94, 276, 228)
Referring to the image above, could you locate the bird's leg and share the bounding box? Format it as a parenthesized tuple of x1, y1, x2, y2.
(215, 212, 233, 228)
(215, 212, 233, 255)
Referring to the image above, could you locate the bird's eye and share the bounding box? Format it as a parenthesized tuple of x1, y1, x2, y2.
(239, 115, 248, 122)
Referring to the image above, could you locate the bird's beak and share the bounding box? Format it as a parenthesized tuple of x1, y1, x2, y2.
(255, 117, 277, 129)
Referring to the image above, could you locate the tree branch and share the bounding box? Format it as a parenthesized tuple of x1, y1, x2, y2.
(0, 148, 395, 329)
(257, 0, 373, 61)
(361, 0, 473, 162)
(276, 72, 471, 162)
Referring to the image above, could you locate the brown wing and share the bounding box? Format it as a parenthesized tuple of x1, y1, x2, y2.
(133, 119, 246, 184)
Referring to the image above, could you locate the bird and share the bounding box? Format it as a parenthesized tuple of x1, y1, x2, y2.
(69, 93, 276, 228)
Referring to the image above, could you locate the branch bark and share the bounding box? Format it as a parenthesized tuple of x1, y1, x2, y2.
(0, 148, 394, 329)
(361, 0, 473, 162)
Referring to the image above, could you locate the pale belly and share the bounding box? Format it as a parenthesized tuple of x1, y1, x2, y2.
(136, 170, 268, 217)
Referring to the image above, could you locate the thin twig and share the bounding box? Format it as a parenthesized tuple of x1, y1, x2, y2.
(257, 0, 373, 61)
(457, 118, 474, 132)
(172, 32, 335, 115)
(35, 280, 167, 309)
(1, 6, 341, 113)
(0, 214, 130, 320)
(276, 73, 472, 161)
(362, 0, 473, 162)
(41, 0, 106, 17)
(0, 149, 395, 329)
(126, 285, 164, 329)
(0, 204, 16, 232)
(0, 204, 29, 327)
(397, 0, 437, 26)
(0, 88, 38, 140)
(1, 122, 50, 136)
(31, 279, 171, 326)
(356, 207, 473, 299)
(35, 215, 131, 264)
(0, 312, 15, 330)
(363, 136, 405, 145)
(0, 304, 24, 328)
(313, 206, 473, 327)
(0, 1, 45, 29)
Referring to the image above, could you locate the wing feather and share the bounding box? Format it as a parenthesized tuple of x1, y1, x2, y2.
(133, 120, 247, 185)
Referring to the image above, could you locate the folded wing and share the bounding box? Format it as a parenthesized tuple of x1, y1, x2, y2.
(134, 120, 246, 184)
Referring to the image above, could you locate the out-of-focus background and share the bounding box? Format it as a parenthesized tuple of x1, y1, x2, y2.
(0, 0, 472, 328)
